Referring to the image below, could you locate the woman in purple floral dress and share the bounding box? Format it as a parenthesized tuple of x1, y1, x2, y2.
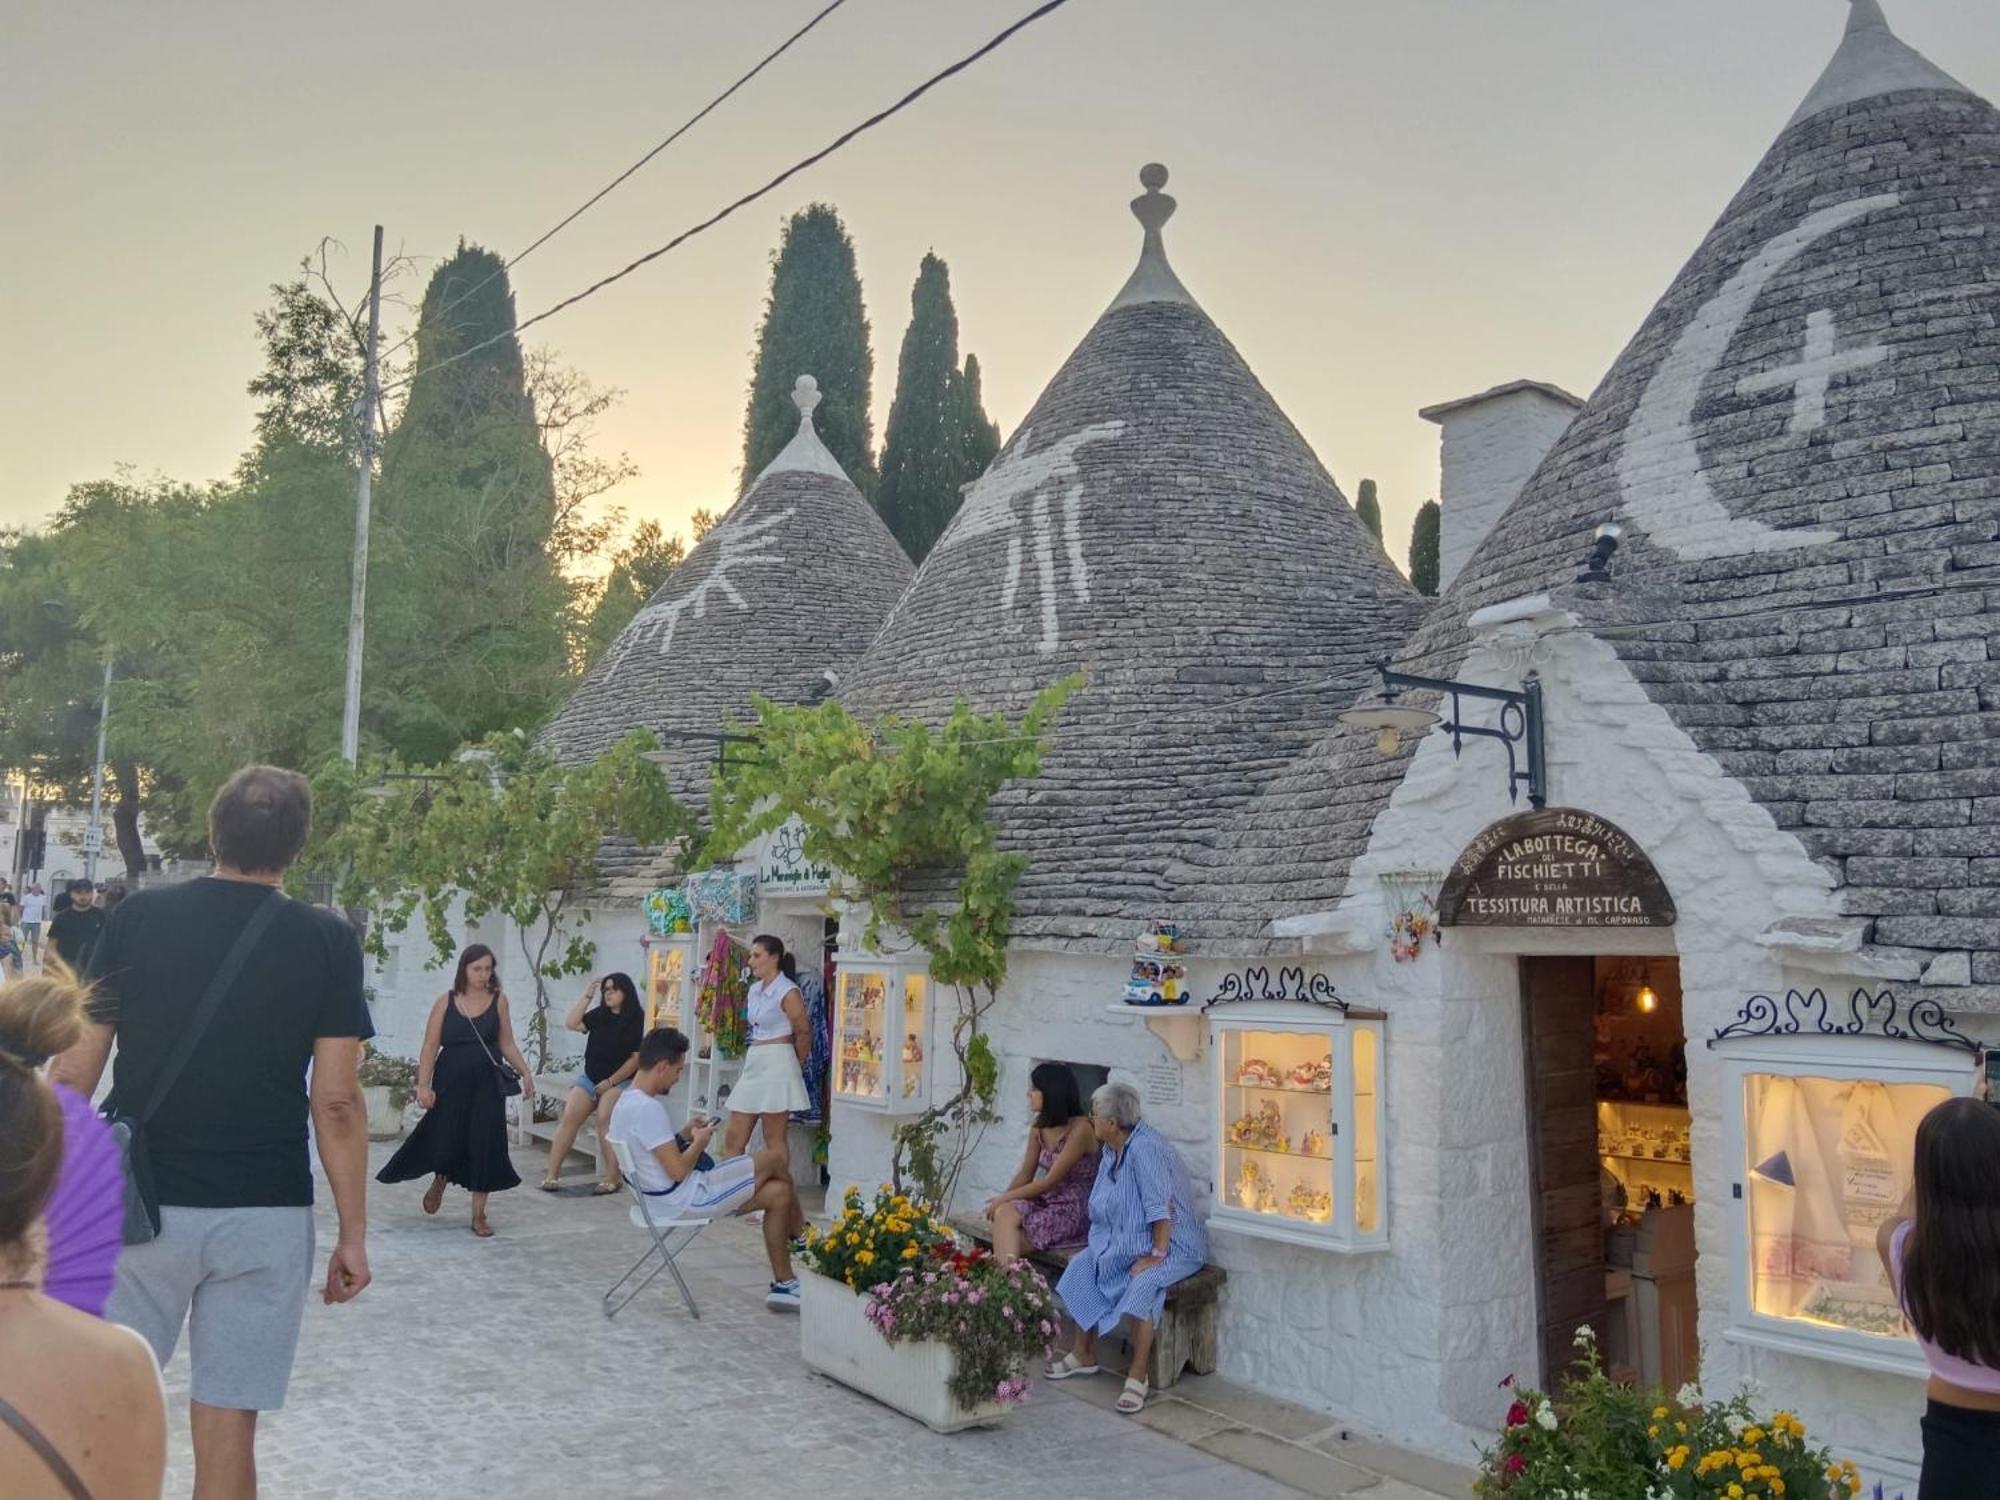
(986, 1064, 1097, 1257)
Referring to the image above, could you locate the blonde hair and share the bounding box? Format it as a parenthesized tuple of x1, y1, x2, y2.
(0, 969, 91, 1253)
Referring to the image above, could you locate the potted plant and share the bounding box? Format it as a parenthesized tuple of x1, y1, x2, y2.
(357, 1044, 419, 1141)
(1475, 1325, 1876, 1499)
(798, 1185, 1058, 1433)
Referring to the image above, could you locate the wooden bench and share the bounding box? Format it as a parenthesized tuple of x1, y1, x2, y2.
(514, 1074, 613, 1179)
(950, 1212, 1225, 1391)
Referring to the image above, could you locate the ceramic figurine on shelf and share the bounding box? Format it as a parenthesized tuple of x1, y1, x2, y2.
(1140, 920, 1183, 955)
(1288, 1056, 1332, 1091)
(901, 1033, 923, 1067)
(1237, 1057, 1282, 1088)
(1236, 1159, 1280, 1214)
(1299, 1128, 1329, 1159)
(1227, 1099, 1286, 1151)
(1286, 1183, 1333, 1223)
(1160, 963, 1187, 1003)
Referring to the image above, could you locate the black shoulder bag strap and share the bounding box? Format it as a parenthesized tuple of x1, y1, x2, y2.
(108, 886, 286, 1244)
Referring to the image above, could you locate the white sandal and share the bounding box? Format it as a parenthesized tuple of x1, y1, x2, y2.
(1044, 1351, 1100, 1380)
(1116, 1376, 1149, 1414)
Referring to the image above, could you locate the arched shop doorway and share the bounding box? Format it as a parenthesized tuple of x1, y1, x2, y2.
(1439, 807, 1687, 1389)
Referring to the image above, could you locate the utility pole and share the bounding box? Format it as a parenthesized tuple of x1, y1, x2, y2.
(340, 224, 385, 765)
(84, 655, 112, 882)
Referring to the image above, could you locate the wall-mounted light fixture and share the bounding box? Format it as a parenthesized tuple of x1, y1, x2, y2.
(1339, 665, 1548, 808)
(1635, 985, 1659, 1015)
(1577, 521, 1622, 584)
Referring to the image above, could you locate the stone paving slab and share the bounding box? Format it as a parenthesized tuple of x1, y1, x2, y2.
(148, 1142, 1467, 1499)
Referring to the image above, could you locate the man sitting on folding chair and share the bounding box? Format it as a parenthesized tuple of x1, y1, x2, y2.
(607, 1026, 806, 1313)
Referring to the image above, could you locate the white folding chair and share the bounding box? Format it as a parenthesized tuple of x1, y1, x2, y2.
(602, 1136, 714, 1321)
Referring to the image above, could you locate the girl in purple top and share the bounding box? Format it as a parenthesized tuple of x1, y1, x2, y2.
(1876, 1097, 2000, 1500)
(985, 1063, 1097, 1258)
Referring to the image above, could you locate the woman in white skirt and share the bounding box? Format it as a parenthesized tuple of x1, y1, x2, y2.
(722, 934, 811, 1173)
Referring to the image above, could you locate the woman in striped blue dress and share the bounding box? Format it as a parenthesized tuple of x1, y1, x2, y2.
(1047, 1081, 1208, 1413)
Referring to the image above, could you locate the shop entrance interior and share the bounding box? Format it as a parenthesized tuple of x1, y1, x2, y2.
(1521, 956, 1697, 1391)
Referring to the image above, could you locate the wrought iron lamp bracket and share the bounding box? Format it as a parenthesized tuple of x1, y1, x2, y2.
(1379, 666, 1547, 808)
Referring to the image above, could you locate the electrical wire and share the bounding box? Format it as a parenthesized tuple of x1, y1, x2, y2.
(380, 0, 1078, 399)
(374, 0, 854, 368)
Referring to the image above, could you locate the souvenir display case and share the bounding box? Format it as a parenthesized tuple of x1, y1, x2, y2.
(1716, 1032, 1979, 1376)
(833, 956, 931, 1112)
(1209, 1003, 1387, 1252)
(1597, 1099, 1693, 1214)
(643, 935, 693, 1030)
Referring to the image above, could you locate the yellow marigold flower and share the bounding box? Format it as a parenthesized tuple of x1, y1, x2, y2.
(1649, 1425, 1661, 1438)
(1744, 1427, 1765, 1445)
(1728, 1484, 1744, 1499)
(1653, 1406, 1670, 1420)
(856, 1250, 874, 1266)
(1676, 1421, 1688, 1434)
(902, 1243, 919, 1259)
(846, 1233, 860, 1246)
(1667, 1446, 1689, 1470)
(1771, 1480, 1785, 1496)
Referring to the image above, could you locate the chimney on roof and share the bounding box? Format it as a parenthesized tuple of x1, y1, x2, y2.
(1418, 380, 1583, 591)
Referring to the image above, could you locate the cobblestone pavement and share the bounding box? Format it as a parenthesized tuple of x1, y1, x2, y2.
(153, 1143, 1469, 1499)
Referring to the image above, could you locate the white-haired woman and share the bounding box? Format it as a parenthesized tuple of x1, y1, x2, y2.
(1045, 1081, 1208, 1413)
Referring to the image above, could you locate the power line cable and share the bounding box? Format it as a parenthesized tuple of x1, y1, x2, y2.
(376, 0, 853, 368)
(381, 0, 1078, 399)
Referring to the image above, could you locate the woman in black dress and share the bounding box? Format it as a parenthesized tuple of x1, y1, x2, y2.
(378, 945, 535, 1236)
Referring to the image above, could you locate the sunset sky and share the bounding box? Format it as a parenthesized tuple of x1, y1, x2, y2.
(5, 0, 1995, 573)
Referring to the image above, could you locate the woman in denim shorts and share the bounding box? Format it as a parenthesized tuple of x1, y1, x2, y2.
(539, 972, 644, 1193)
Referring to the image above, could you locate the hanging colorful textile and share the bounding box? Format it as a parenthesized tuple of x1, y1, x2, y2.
(696, 930, 751, 1059)
(645, 887, 692, 935)
(685, 871, 758, 928)
(791, 967, 831, 1126)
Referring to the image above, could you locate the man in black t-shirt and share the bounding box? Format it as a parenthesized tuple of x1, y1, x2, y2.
(53, 766, 374, 1499)
(46, 878, 105, 972)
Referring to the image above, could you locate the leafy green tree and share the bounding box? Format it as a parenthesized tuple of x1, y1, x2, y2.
(583, 519, 687, 661)
(1410, 499, 1442, 597)
(877, 254, 999, 561)
(318, 729, 694, 1070)
(1354, 478, 1384, 545)
(740, 205, 875, 493)
(703, 677, 1080, 1208)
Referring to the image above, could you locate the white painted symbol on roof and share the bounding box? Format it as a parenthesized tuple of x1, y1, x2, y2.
(1617, 193, 1898, 560)
(607, 506, 797, 668)
(1734, 308, 1888, 434)
(931, 420, 1124, 654)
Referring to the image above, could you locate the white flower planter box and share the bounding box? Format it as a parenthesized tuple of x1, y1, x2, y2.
(361, 1085, 407, 1141)
(799, 1272, 1009, 1433)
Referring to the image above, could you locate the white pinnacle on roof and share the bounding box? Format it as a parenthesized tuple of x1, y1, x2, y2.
(1107, 163, 1198, 312)
(1786, 0, 1970, 129)
(755, 373, 849, 482)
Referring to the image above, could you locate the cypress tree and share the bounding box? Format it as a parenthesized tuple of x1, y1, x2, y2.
(1354, 478, 1384, 545)
(1410, 499, 1442, 596)
(741, 205, 875, 493)
(878, 254, 998, 561)
(375, 243, 569, 760)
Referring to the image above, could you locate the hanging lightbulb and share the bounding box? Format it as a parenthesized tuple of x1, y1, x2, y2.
(1375, 725, 1400, 756)
(1635, 985, 1659, 1014)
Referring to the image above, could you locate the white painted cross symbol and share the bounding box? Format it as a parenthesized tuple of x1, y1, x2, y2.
(1734, 308, 1888, 434)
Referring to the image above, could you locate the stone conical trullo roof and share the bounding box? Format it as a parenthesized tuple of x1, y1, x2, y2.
(1220, 3, 2000, 991)
(841, 166, 1425, 950)
(545, 375, 914, 810)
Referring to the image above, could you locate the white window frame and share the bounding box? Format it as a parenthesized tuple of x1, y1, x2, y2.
(1208, 1000, 1389, 1254)
(1714, 1033, 1980, 1379)
(831, 954, 933, 1115)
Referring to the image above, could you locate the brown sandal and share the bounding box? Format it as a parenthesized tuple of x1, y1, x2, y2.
(422, 1178, 446, 1215)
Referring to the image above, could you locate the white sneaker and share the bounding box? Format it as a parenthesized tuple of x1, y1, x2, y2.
(765, 1279, 801, 1312)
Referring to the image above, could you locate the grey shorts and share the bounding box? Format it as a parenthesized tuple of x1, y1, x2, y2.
(108, 1204, 315, 1411)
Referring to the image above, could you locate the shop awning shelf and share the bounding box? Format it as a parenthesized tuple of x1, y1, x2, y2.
(1104, 1003, 1204, 1060)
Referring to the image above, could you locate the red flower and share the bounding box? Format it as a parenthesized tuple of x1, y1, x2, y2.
(1505, 1401, 1529, 1428)
(1504, 1454, 1526, 1477)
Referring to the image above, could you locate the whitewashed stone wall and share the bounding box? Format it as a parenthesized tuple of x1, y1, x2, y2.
(1421, 386, 1581, 591)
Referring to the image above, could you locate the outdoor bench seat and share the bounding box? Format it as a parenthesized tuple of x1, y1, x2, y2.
(514, 1073, 613, 1179)
(949, 1211, 1225, 1390)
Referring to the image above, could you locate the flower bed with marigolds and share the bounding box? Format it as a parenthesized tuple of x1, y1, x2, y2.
(800, 1184, 954, 1292)
(799, 1185, 1058, 1411)
(1475, 1327, 1875, 1500)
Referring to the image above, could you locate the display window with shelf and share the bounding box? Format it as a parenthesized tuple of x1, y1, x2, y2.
(1714, 1028, 1982, 1377)
(644, 936, 692, 1030)
(1208, 999, 1387, 1252)
(833, 955, 931, 1112)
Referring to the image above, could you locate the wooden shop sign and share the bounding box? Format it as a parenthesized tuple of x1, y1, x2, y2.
(1437, 807, 1675, 929)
